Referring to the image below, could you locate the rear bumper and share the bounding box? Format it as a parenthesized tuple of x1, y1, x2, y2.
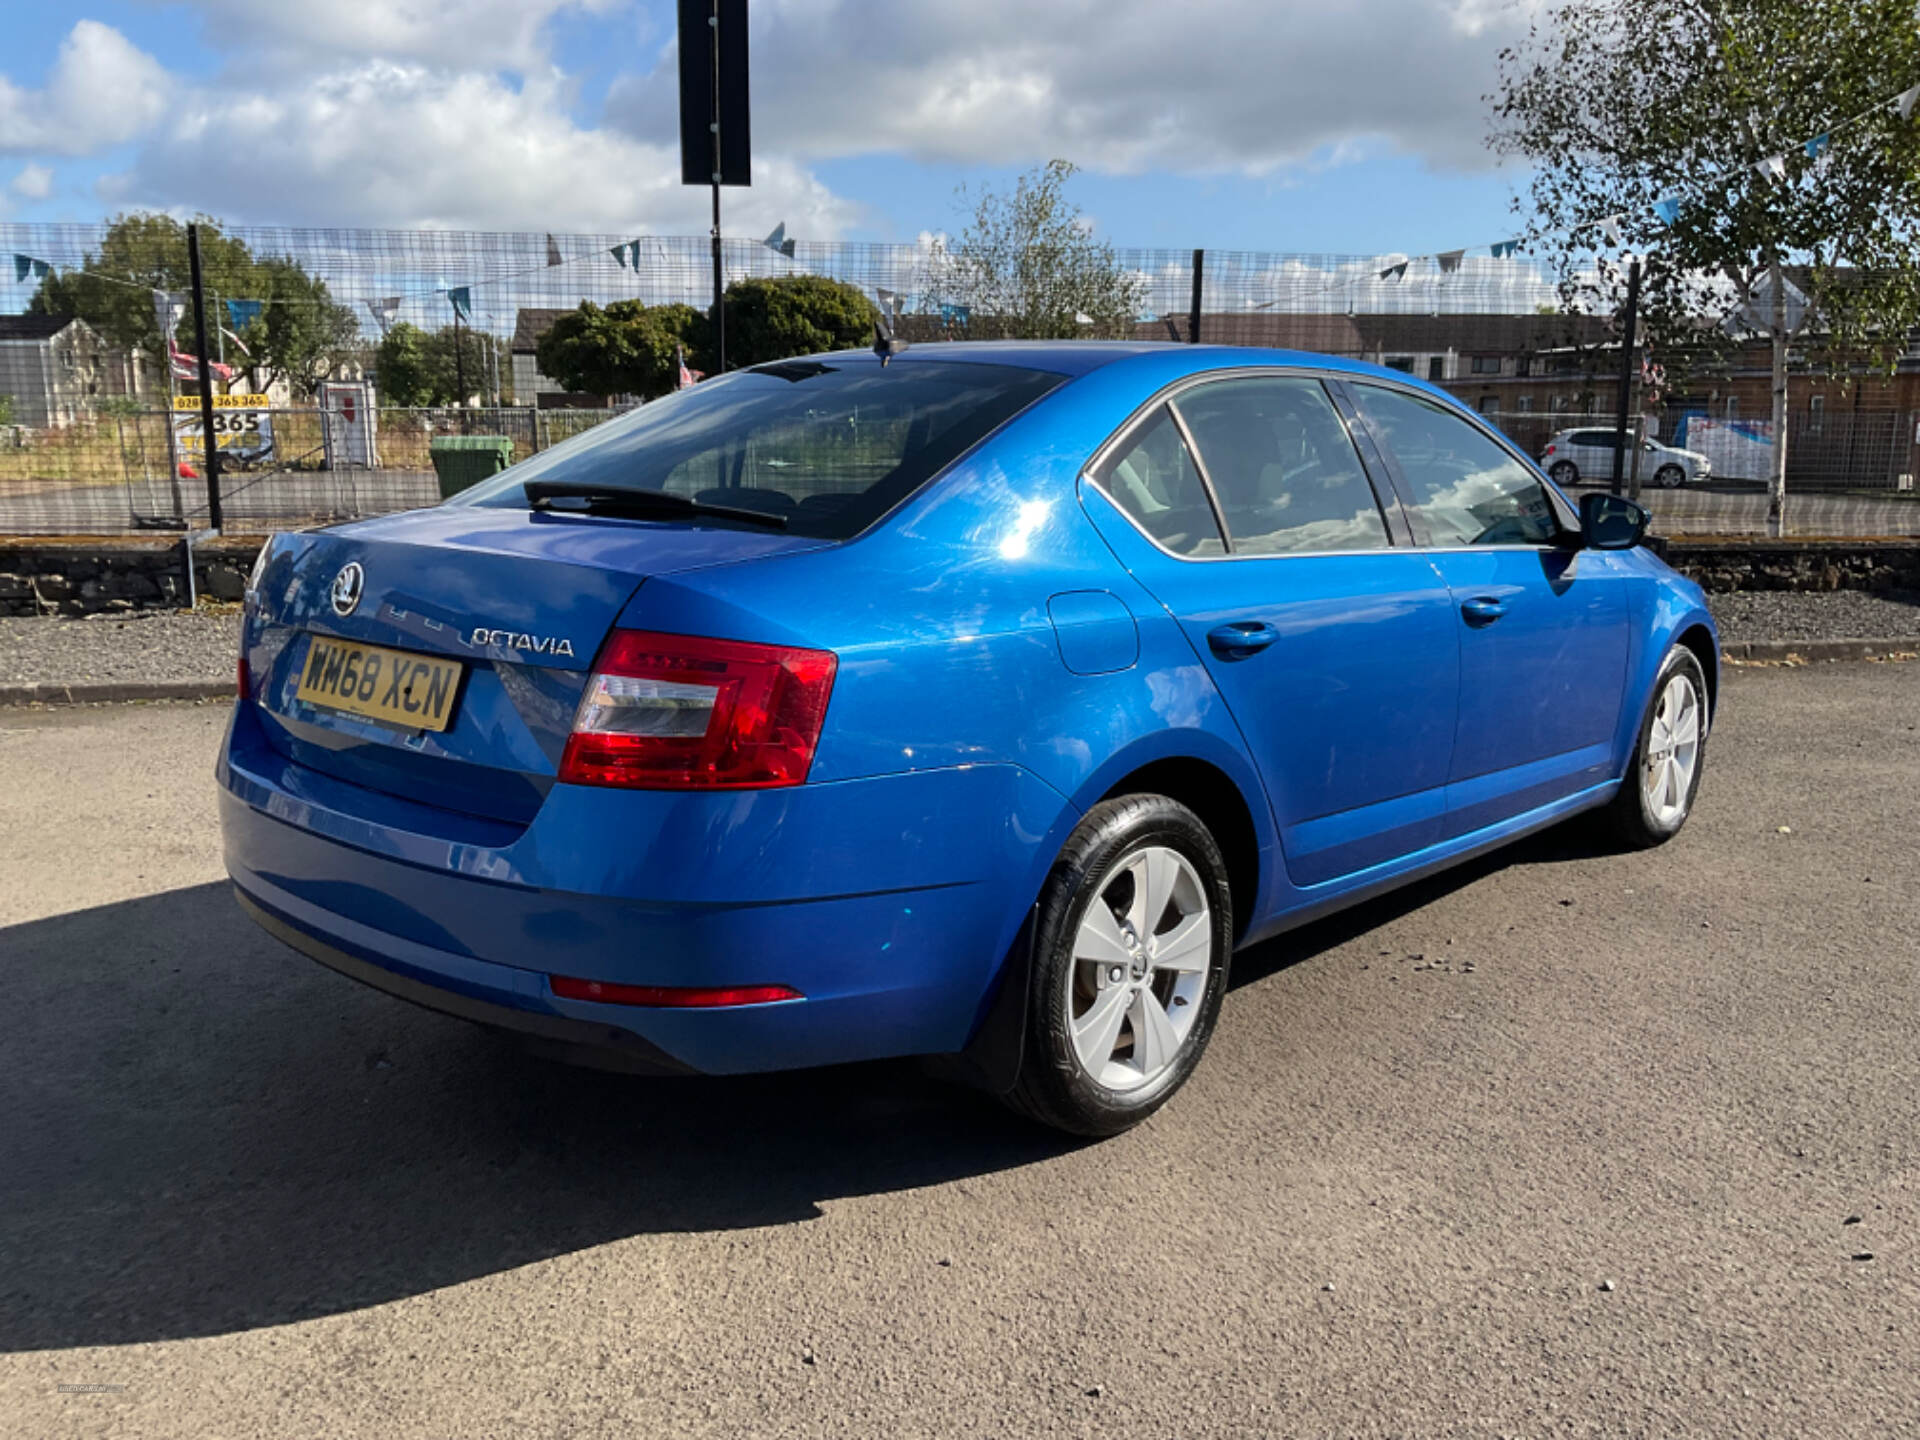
(218, 702, 1072, 1074)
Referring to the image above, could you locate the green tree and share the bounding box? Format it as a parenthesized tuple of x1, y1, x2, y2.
(252, 258, 361, 398)
(374, 321, 512, 406)
(944, 160, 1144, 340)
(1490, 0, 1920, 534)
(722, 275, 877, 365)
(535, 300, 709, 400)
(27, 212, 366, 399)
(28, 213, 257, 355)
(374, 322, 436, 406)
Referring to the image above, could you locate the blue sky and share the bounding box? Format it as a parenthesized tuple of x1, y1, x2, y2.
(0, 1, 1535, 256)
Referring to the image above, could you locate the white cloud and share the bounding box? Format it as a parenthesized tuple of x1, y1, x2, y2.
(608, 0, 1536, 174)
(10, 163, 54, 200)
(167, 0, 624, 72)
(113, 61, 857, 235)
(0, 21, 172, 156)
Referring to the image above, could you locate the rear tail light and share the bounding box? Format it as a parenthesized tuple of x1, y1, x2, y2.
(1543, 443, 1557, 455)
(559, 629, 837, 790)
(550, 975, 802, 1007)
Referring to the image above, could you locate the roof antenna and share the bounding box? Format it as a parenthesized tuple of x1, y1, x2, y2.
(873, 317, 909, 367)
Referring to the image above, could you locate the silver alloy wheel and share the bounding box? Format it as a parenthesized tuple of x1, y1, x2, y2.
(1066, 845, 1213, 1092)
(1549, 461, 1578, 486)
(1643, 672, 1703, 826)
(1656, 464, 1687, 488)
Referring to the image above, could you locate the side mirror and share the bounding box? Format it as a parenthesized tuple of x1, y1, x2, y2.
(1580, 491, 1650, 550)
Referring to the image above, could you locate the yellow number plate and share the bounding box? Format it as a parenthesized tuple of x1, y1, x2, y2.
(294, 637, 464, 732)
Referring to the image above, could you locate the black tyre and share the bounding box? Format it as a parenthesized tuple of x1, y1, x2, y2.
(1005, 795, 1234, 1137)
(1655, 464, 1687, 489)
(1605, 645, 1710, 848)
(1549, 460, 1579, 486)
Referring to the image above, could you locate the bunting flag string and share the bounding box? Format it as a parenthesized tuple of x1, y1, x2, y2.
(546, 233, 564, 267)
(446, 286, 472, 322)
(1488, 240, 1520, 259)
(1754, 153, 1787, 182)
(223, 298, 263, 331)
(366, 297, 402, 332)
(1376, 260, 1409, 282)
(1898, 83, 1920, 121)
(12, 253, 50, 284)
(761, 222, 796, 259)
(1436, 250, 1465, 274)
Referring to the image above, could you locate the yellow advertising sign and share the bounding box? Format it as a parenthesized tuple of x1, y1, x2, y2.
(173, 395, 275, 461)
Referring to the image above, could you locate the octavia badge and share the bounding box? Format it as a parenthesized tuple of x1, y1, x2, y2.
(329, 562, 364, 617)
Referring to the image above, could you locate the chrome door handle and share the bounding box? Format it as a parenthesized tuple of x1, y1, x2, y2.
(1207, 622, 1280, 658)
(1460, 596, 1508, 626)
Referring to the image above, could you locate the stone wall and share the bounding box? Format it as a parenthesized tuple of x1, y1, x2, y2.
(0, 538, 261, 616)
(3, 535, 1918, 617)
(1663, 540, 1920, 593)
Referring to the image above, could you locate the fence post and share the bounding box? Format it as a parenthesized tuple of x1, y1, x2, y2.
(1188, 249, 1205, 344)
(1609, 258, 1641, 497)
(186, 223, 224, 531)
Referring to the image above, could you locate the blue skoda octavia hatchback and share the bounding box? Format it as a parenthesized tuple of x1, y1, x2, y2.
(220, 343, 1717, 1134)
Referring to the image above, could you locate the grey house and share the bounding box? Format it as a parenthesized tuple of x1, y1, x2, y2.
(0, 314, 121, 428)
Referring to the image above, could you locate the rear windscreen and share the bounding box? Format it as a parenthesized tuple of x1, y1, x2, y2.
(460, 358, 1066, 539)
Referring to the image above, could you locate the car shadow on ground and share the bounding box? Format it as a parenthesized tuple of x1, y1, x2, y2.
(1, 829, 1600, 1353)
(1226, 820, 1616, 992)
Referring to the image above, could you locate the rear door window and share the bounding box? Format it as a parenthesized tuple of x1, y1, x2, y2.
(1171, 377, 1391, 555)
(1092, 406, 1226, 556)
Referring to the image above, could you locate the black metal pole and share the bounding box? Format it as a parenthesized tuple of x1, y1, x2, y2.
(709, 0, 725, 372)
(186, 223, 224, 531)
(1610, 258, 1641, 497)
(453, 303, 466, 402)
(1188, 248, 1205, 344)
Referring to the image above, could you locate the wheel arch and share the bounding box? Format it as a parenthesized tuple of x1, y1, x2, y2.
(1099, 755, 1262, 943)
(1674, 621, 1719, 718)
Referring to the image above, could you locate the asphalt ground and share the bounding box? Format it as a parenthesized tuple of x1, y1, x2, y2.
(1, 666, 1916, 1438)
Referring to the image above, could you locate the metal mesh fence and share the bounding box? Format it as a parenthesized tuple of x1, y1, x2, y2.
(3, 220, 1917, 537)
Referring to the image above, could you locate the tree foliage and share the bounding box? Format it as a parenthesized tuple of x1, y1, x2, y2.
(1490, 0, 1920, 529)
(374, 321, 513, 407)
(534, 300, 709, 400)
(942, 160, 1144, 339)
(722, 276, 877, 367)
(26, 212, 362, 398)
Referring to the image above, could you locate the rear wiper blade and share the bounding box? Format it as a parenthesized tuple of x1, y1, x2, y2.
(523, 481, 788, 530)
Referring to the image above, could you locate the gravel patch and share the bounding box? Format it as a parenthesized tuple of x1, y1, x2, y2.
(1, 590, 1915, 691)
(1707, 588, 1920, 643)
(0, 608, 239, 689)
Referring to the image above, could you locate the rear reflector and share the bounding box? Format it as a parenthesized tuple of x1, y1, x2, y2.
(237, 657, 251, 700)
(549, 976, 802, 1008)
(559, 629, 837, 790)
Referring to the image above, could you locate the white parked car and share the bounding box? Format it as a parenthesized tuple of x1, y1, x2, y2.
(1539, 428, 1711, 488)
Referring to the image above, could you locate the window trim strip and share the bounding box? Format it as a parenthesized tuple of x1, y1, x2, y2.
(1163, 399, 1236, 555)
